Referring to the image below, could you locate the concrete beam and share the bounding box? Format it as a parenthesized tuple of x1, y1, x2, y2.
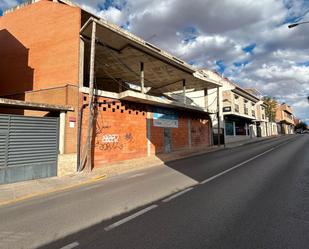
(0, 98, 74, 112)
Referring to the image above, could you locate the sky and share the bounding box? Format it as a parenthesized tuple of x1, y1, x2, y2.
(1, 0, 309, 123)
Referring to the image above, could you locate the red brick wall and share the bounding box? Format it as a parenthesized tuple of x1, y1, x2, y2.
(81, 95, 211, 167)
(0, 1, 81, 154)
(191, 118, 210, 146)
(171, 116, 189, 150)
(0, 0, 81, 97)
(0, 85, 79, 154)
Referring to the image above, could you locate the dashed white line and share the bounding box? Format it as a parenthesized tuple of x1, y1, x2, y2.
(200, 147, 275, 185)
(127, 173, 145, 179)
(104, 137, 296, 232)
(104, 205, 158, 231)
(162, 187, 194, 203)
(60, 241, 79, 249)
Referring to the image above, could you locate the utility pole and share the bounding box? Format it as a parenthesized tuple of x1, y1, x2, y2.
(86, 20, 97, 171)
(183, 79, 186, 104)
(217, 86, 221, 147)
(140, 62, 145, 94)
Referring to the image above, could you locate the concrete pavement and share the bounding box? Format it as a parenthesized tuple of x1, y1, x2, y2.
(0, 136, 274, 207)
(0, 144, 221, 207)
(38, 134, 308, 249)
(0, 135, 302, 249)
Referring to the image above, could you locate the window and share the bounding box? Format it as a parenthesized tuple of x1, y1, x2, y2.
(244, 107, 249, 115)
(235, 121, 246, 135)
(225, 121, 234, 136)
(235, 104, 240, 112)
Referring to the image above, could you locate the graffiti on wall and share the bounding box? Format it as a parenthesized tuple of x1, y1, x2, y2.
(93, 110, 135, 151)
(102, 134, 119, 143)
(95, 132, 134, 151)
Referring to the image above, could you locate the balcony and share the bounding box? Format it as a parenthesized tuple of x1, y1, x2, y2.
(282, 111, 294, 125)
(281, 104, 293, 114)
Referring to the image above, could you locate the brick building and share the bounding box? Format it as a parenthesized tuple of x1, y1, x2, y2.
(0, 0, 220, 183)
(275, 103, 295, 134)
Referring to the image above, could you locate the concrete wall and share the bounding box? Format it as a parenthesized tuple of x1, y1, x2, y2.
(81, 95, 211, 167)
(57, 153, 77, 177)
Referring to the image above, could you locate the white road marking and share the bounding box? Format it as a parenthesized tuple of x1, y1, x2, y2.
(200, 147, 275, 185)
(162, 187, 194, 203)
(104, 205, 158, 231)
(127, 173, 145, 179)
(60, 241, 79, 249)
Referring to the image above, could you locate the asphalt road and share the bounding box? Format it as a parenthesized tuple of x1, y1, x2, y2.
(1, 135, 308, 249)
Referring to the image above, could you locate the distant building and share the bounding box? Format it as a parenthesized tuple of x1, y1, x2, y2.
(275, 104, 295, 134)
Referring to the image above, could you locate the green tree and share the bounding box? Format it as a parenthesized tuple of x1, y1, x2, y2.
(262, 96, 278, 122)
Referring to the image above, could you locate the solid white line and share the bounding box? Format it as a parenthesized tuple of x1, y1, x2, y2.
(200, 147, 275, 185)
(162, 187, 194, 203)
(104, 205, 158, 231)
(60, 242, 79, 249)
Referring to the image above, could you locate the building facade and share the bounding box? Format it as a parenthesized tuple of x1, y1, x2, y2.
(0, 0, 220, 183)
(276, 103, 295, 134)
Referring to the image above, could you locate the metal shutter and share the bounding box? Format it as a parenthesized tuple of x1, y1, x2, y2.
(0, 114, 59, 184)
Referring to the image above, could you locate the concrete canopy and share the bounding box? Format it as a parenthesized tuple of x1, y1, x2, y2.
(0, 98, 74, 112)
(80, 18, 221, 94)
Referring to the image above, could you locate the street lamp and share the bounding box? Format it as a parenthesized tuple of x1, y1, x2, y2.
(288, 21, 309, 103)
(288, 20, 309, 28)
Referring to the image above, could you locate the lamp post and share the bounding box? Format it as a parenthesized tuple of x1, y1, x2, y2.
(288, 21, 309, 103)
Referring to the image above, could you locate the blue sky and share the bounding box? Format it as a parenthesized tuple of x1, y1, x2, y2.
(1, 0, 309, 122)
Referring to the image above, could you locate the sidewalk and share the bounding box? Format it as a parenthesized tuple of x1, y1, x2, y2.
(0, 136, 276, 207)
(224, 136, 277, 148)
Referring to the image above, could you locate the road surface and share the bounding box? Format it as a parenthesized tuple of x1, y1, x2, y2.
(0, 135, 308, 249)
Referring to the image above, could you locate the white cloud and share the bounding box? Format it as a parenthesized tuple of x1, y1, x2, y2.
(78, 0, 309, 121)
(1, 0, 309, 122)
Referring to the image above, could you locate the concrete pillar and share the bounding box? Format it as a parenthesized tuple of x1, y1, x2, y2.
(245, 123, 248, 136)
(141, 62, 145, 94)
(233, 121, 236, 136)
(147, 111, 151, 156)
(183, 79, 186, 104)
(86, 21, 97, 171)
(79, 37, 85, 88)
(59, 111, 66, 154)
(188, 118, 192, 149)
(217, 87, 221, 146)
(204, 89, 208, 109)
(222, 118, 226, 147)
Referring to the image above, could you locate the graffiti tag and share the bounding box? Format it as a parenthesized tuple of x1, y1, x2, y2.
(102, 134, 119, 143)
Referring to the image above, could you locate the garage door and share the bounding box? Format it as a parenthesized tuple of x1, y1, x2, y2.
(0, 114, 59, 184)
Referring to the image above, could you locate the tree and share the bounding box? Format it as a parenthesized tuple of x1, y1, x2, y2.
(262, 96, 278, 122)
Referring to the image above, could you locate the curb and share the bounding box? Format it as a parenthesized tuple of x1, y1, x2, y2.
(0, 174, 107, 207)
(224, 136, 279, 149)
(0, 137, 280, 207)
